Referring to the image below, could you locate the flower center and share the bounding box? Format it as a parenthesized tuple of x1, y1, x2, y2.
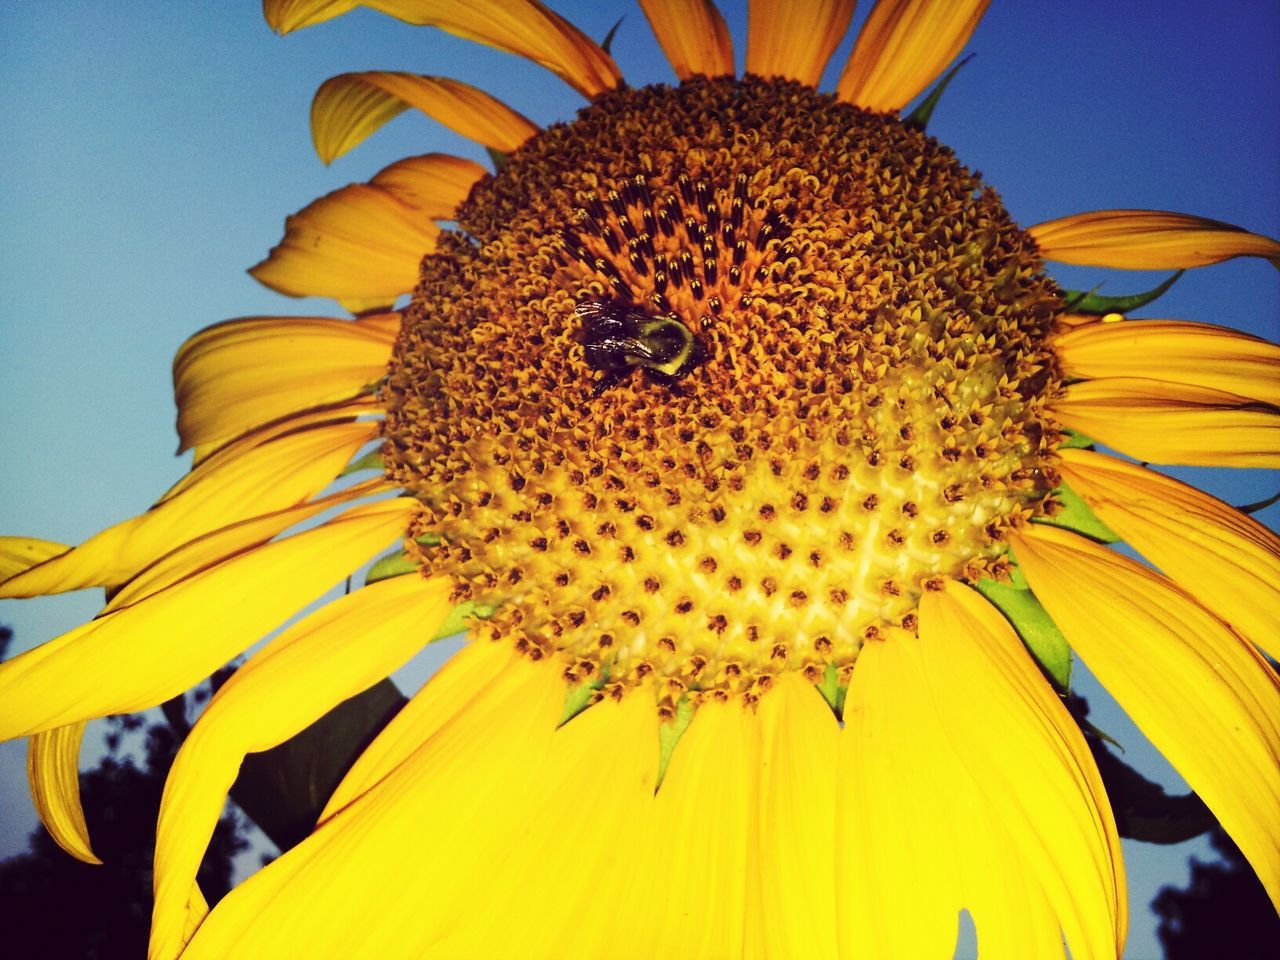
(384, 76, 1063, 711)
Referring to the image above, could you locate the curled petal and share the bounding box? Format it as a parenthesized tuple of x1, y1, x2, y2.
(263, 0, 357, 33)
(1049, 378, 1280, 468)
(174, 314, 397, 453)
(836, 0, 990, 111)
(249, 183, 440, 304)
(363, 0, 622, 98)
(639, 0, 734, 80)
(1010, 523, 1280, 911)
(28, 723, 98, 864)
(368, 152, 487, 218)
(311, 71, 538, 164)
(1030, 209, 1280, 270)
(746, 0, 855, 86)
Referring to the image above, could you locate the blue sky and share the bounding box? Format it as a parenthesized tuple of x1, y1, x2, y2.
(1, 1, 1277, 956)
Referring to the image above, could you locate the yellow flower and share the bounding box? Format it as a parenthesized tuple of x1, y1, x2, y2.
(2, 1, 1279, 957)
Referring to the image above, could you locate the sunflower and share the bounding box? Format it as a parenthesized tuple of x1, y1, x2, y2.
(1, 0, 1278, 957)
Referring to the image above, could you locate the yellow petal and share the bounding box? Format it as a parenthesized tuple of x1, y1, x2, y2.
(318, 636, 513, 822)
(174, 314, 397, 453)
(611, 696, 759, 958)
(431, 692, 659, 958)
(182, 649, 566, 958)
(0, 498, 415, 740)
(249, 183, 440, 303)
(1054, 319, 1280, 407)
(754, 674, 839, 959)
(1056, 448, 1280, 662)
(103, 478, 391, 614)
(836, 0, 990, 111)
(263, 0, 357, 33)
(1049, 378, 1280, 468)
(638, 0, 734, 80)
(838, 637, 963, 957)
(27, 722, 99, 865)
(172, 394, 373, 499)
(920, 581, 1126, 959)
(149, 574, 452, 960)
(310, 71, 538, 165)
(0, 420, 378, 598)
(746, 0, 855, 86)
(368, 152, 487, 218)
(363, 0, 622, 99)
(1030, 209, 1280, 270)
(1010, 523, 1280, 911)
(0, 536, 69, 579)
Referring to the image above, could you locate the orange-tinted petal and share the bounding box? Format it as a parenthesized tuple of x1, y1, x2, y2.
(1049, 378, 1280, 468)
(0, 420, 378, 598)
(174, 312, 394, 454)
(0, 498, 415, 740)
(311, 71, 538, 165)
(28, 722, 99, 865)
(1056, 448, 1280, 662)
(1030, 210, 1280, 270)
(363, 0, 622, 99)
(1011, 523, 1280, 911)
(638, 0, 734, 80)
(746, 0, 855, 86)
(368, 152, 487, 218)
(249, 183, 439, 304)
(263, 0, 357, 33)
(836, 0, 990, 111)
(149, 574, 452, 960)
(1054, 319, 1280, 406)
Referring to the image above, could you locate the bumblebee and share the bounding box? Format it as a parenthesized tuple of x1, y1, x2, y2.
(575, 297, 706, 394)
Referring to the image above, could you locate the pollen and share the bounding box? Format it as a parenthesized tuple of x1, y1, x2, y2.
(383, 76, 1063, 703)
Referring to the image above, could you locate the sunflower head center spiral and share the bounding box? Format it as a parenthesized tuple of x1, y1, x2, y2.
(383, 76, 1064, 710)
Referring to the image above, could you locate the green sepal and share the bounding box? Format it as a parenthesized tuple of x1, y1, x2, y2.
(558, 667, 610, 726)
(975, 569, 1072, 690)
(655, 696, 694, 789)
(600, 15, 624, 55)
(432, 599, 497, 641)
(1035, 483, 1120, 543)
(415, 532, 441, 547)
(816, 661, 848, 719)
(340, 449, 383, 476)
(904, 54, 975, 131)
(1061, 270, 1183, 314)
(1057, 428, 1096, 449)
(365, 548, 418, 584)
(486, 146, 508, 173)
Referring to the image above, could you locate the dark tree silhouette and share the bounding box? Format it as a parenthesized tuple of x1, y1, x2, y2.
(0, 625, 251, 959)
(1154, 825, 1280, 960)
